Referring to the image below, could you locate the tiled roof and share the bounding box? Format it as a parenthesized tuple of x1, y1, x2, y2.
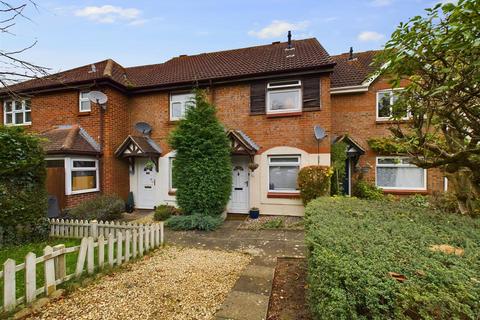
(125, 38, 334, 88)
(331, 50, 380, 88)
(40, 125, 100, 155)
(4, 38, 334, 93)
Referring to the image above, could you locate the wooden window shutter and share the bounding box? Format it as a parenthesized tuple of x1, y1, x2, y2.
(302, 77, 321, 111)
(250, 81, 266, 115)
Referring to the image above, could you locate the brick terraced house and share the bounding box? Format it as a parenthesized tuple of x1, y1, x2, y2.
(1, 38, 446, 215)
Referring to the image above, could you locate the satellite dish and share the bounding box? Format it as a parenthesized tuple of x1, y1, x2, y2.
(314, 125, 326, 141)
(87, 91, 108, 105)
(135, 122, 152, 135)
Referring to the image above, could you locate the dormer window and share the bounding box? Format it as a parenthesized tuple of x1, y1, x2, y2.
(170, 93, 195, 121)
(266, 80, 302, 114)
(79, 91, 91, 112)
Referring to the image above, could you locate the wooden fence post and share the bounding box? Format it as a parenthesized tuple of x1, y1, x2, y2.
(25, 252, 37, 304)
(150, 225, 155, 249)
(160, 222, 164, 245)
(53, 244, 66, 281)
(3, 259, 16, 312)
(90, 220, 98, 240)
(44, 246, 56, 295)
(145, 225, 150, 251)
(139, 227, 144, 256)
(98, 235, 105, 269)
(108, 233, 114, 267)
(75, 238, 88, 277)
(132, 229, 138, 259)
(116, 231, 123, 266)
(125, 230, 131, 262)
(87, 237, 94, 274)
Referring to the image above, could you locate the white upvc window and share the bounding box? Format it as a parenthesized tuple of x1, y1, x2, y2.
(3, 99, 31, 125)
(376, 157, 426, 190)
(376, 89, 408, 121)
(268, 155, 300, 193)
(169, 157, 177, 192)
(170, 92, 195, 121)
(79, 91, 91, 112)
(66, 158, 99, 195)
(266, 80, 302, 114)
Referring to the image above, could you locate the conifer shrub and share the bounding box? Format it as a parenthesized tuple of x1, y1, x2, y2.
(0, 126, 48, 244)
(297, 166, 332, 205)
(167, 90, 231, 230)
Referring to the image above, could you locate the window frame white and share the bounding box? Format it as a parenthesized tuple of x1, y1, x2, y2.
(267, 155, 301, 193)
(266, 80, 302, 114)
(79, 91, 91, 113)
(375, 156, 427, 191)
(66, 157, 100, 195)
(169, 156, 177, 192)
(3, 99, 31, 126)
(375, 88, 408, 121)
(169, 92, 195, 121)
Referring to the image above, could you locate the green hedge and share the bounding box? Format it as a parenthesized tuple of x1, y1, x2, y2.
(0, 126, 48, 245)
(67, 195, 124, 221)
(305, 197, 480, 319)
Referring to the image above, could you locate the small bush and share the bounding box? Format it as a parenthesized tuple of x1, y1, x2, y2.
(401, 194, 429, 208)
(305, 197, 480, 319)
(165, 214, 223, 231)
(153, 205, 178, 221)
(261, 218, 283, 229)
(297, 166, 332, 205)
(429, 191, 460, 214)
(68, 195, 124, 221)
(352, 179, 384, 200)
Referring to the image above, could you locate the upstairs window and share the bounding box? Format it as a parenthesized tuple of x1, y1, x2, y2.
(376, 157, 426, 190)
(3, 99, 31, 125)
(268, 155, 300, 192)
(170, 93, 195, 121)
(266, 80, 302, 114)
(79, 91, 91, 112)
(376, 89, 408, 120)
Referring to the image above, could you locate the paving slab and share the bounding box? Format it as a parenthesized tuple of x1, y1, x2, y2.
(215, 291, 269, 320)
(242, 264, 275, 279)
(232, 274, 272, 296)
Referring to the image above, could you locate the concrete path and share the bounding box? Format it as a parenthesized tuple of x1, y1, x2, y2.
(164, 219, 306, 320)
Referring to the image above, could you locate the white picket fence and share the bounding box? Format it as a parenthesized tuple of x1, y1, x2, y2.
(1, 221, 164, 313)
(49, 218, 159, 240)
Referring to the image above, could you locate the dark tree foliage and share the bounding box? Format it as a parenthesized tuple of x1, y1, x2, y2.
(0, 126, 48, 244)
(167, 90, 232, 230)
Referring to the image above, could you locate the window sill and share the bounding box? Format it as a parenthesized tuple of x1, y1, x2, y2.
(4, 123, 32, 127)
(69, 189, 100, 196)
(78, 111, 91, 116)
(267, 192, 301, 199)
(168, 120, 181, 125)
(266, 111, 302, 118)
(381, 189, 428, 195)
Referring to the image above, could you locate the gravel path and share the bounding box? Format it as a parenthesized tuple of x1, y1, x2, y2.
(27, 247, 251, 320)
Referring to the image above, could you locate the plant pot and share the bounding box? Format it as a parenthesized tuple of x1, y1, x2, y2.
(249, 209, 260, 219)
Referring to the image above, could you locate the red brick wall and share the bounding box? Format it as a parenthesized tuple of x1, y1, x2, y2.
(1, 87, 130, 207)
(129, 76, 331, 155)
(331, 77, 444, 194)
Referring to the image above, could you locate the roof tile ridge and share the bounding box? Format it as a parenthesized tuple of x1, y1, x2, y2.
(61, 124, 80, 150)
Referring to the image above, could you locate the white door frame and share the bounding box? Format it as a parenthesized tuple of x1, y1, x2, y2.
(227, 156, 250, 214)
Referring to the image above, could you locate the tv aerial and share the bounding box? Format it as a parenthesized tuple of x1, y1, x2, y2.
(135, 122, 153, 135)
(87, 91, 108, 110)
(313, 125, 327, 165)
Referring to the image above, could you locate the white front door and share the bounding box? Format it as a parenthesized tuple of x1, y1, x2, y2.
(136, 159, 157, 209)
(227, 157, 249, 213)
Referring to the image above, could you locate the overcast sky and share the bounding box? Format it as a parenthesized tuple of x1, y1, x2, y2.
(4, 0, 450, 73)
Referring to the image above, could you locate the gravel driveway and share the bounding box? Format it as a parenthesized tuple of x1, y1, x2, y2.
(27, 246, 251, 320)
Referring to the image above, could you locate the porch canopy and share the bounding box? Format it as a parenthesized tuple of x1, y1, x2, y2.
(114, 135, 162, 173)
(334, 135, 365, 160)
(227, 129, 259, 157)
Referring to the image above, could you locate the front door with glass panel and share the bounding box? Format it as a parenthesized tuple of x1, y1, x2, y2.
(228, 157, 249, 213)
(137, 159, 157, 209)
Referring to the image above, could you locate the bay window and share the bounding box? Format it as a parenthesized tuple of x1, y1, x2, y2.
(3, 99, 31, 125)
(170, 93, 195, 121)
(69, 159, 99, 194)
(268, 155, 300, 192)
(267, 80, 302, 114)
(376, 157, 426, 190)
